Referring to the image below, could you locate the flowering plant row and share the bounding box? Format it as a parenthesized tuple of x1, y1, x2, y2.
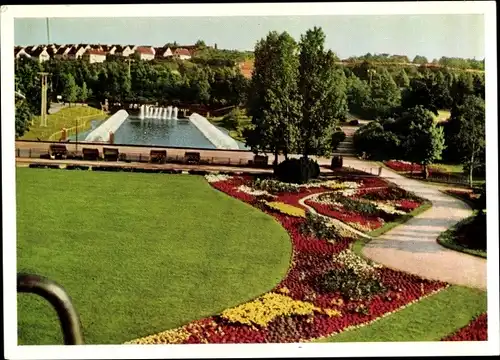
(265, 201, 307, 218)
(384, 160, 453, 177)
(126, 173, 471, 344)
(304, 186, 424, 233)
(441, 313, 487, 341)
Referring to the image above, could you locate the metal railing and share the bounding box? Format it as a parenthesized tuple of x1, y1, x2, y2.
(17, 273, 84, 345)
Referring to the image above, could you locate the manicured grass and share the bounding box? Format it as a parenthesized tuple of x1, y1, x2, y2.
(16, 168, 292, 345)
(437, 215, 487, 259)
(314, 285, 487, 342)
(352, 201, 433, 257)
(20, 106, 107, 141)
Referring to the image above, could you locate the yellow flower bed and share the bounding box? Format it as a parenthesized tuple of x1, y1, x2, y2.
(221, 292, 323, 328)
(265, 201, 306, 218)
(125, 328, 190, 344)
(324, 308, 342, 317)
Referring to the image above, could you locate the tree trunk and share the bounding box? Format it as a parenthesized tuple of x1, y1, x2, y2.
(469, 152, 475, 188)
(273, 150, 279, 171)
(423, 164, 429, 179)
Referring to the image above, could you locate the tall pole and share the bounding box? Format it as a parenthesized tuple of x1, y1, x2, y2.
(46, 18, 51, 44)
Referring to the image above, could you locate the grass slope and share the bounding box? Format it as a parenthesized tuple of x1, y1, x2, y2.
(20, 106, 107, 141)
(16, 168, 292, 344)
(316, 285, 487, 342)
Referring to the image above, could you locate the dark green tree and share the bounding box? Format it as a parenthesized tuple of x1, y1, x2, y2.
(400, 106, 446, 178)
(447, 95, 485, 187)
(15, 99, 32, 138)
(61, 73, 79, 105)
(246, 30, 301, 164)
(297, 26, 347, 158)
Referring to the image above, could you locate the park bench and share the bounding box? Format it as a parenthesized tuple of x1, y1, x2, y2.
(184, 151, 201, 164)
(82, 148, 100, 161)
(150, 150, 167, 164)
(253, 155, 269, 168)
(49, 144, 68, 160)
(103, 147, 119, 162)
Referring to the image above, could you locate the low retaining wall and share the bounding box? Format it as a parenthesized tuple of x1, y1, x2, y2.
(85, 110, 129, 142)
(189, 113, 240, 150)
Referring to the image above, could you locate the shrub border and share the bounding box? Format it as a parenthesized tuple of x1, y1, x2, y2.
(436, 215, 487, 259)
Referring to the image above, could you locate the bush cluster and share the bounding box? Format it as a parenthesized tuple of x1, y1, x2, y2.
(275, 157, 320, 184)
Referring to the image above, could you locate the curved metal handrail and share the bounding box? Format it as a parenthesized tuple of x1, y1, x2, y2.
(17, 273, 84, 345)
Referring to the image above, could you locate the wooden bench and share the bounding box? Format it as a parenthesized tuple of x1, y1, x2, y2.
(82, 148, 100, 161)
(253, 155, 269, 168)
(103, 147, 119, 162)
(184, 152, 201, 164)
(150, 150, 167, 164)
(49, 144, 68, 160)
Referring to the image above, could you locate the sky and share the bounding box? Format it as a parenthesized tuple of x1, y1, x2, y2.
(14, 14, 485, 60)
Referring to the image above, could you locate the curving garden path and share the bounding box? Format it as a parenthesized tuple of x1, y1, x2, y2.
(335, 157, 487, 290)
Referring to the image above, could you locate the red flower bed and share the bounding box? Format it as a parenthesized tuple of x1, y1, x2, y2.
(442, 313, 488, 341)
(132, 175, 451, 344)
(304, 200, 383, 231)
(357, 176, 391, 189)
(395, 199, 422, 211)
(384, 161, 454, 178)
(385, 160, 424, 173)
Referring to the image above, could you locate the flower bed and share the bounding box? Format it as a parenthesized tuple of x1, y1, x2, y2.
(384, 160, 459, 179)
(303, 186, 425, 233)
(126, 174, 450, 344)
(441, 313, 488, 341)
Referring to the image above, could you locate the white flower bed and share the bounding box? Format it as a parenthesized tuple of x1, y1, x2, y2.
(374, 202, 407, 215)
(205, 174, 232, 183)
(340, 188, 357, 196)
(309, 194, 343, 207)
(334, 249, 383, 276)
(237, 185, 276, 197)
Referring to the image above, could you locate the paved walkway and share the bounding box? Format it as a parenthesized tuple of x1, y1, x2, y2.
(342, 158, 487, 290)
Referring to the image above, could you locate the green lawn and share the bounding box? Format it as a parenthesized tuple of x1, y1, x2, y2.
(315, 285, 487, 342)
(16, 168, 292, 345)
(20, 106, 107, 141)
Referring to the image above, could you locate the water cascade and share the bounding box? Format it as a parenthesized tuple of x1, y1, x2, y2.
(85, 109, 129, 142)
(139, 104, 145, 119)
(188, 113, 240, 150)
(173, 107, 178, 120)
(167, 106, 173, 120)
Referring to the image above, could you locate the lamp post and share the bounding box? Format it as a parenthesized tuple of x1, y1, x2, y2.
(38, 72, 49, 127)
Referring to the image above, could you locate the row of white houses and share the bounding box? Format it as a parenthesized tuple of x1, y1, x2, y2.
(14, 43, 196, 63)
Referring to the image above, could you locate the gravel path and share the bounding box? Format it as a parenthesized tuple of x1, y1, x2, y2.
(343, 158, 487, 290)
